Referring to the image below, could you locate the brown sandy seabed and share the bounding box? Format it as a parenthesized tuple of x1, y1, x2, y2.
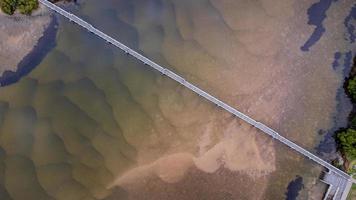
(0, 0, 354, 199)
(104, 0, 353, 199)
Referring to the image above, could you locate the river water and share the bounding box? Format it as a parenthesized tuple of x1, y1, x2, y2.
(0, 0, 355, 199)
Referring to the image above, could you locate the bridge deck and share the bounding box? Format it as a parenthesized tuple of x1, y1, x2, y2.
(39, 0, 352, 193)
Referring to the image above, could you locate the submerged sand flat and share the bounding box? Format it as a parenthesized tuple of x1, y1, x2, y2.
(0, 0, 354, 199)
(0, 35, 275, 199)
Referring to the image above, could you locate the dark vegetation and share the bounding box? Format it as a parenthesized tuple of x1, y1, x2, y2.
(336, 129, 356, 160)
(0, 0, 76, 15)
(334, 56, 356, 173)
(0, 0, 38, 15)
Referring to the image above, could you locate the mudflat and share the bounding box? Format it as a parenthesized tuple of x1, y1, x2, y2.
(0, 5, 51, 75)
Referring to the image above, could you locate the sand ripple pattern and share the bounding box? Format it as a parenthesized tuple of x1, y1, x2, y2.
(0, 0, 354, 199)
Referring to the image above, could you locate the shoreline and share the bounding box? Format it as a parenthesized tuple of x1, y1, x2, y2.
(334, 56, 356, 168)
(0, 14, 58, 87)
(337, 55, 356, 171)
(316, 59, 355, 159)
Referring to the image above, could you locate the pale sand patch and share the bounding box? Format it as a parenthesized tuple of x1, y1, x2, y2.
(0, 5, 51, 74)
(108, 153, 194, 188)
(195, 120, 275, 175)
(109, 119, 275, 189)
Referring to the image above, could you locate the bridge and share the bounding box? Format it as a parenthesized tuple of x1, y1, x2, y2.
(39, 0, 354, 199)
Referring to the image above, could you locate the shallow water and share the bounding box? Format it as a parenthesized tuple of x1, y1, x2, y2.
(0, 0, 355, 199)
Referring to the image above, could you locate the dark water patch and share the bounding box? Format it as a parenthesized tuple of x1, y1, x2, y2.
(343, 51, 354, 75)
(301, 0, 338, 52)
(317, 51, 354, 157)
(344, 4, 356, 43)
(317, 87, 352, 156)
(0, 16, 58, 87)
(332, 52, 342, 70)
(285, 175, 304, 200)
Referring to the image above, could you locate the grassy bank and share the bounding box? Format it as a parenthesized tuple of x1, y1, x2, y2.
(334, 56, 356, 177)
